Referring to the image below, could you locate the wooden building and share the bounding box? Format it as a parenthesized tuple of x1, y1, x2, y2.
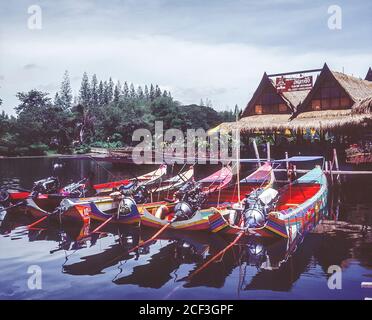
(215, 63, 372, 134)
(287, 63, 372, 132)
(365, 67, 372, 82)
(241, 72, 308, 117)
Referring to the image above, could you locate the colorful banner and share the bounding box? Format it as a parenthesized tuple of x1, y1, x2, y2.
(276, 75, 313, 92)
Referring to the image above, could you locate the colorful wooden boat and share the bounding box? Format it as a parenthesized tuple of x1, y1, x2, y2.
(0, 165, 167, 208)
(78, 167, 232, 230)
(17, 166, 190, 224)
(208, 166, 328, 239)
(206, 163, 275, 207)
(83, 165, 235, 228)
(135, 164, 275, 231)
(2, 165, 169, 219)
(93, 164, 167, 194)
(148, 166, 194, 201)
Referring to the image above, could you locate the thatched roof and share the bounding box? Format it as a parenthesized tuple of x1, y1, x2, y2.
(332, 71, 372, 101)
(211, 64, 372, 134)
(288, 109, 372, 131)
(212, 110, 372, 133)
(210, 114, 292, 134)
(281, 90, 310, 111)
(352, 96, 372, 114)
(298, 63, 372, 114)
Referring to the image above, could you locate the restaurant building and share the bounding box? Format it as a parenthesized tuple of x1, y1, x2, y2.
(214, 63, 372, 160)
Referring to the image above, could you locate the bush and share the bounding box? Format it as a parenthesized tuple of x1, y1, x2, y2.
(90, 140, 123, 149)
(0, 145, 8, 156)
(28, 143, 49, 156)
(14, 147, 30, 156)
(74, 144, 91, 154)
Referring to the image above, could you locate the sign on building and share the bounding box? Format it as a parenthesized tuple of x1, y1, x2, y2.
(276, 76, 313, 92)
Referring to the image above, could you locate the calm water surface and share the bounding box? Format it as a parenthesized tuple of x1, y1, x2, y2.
(0, 158, 371, 300)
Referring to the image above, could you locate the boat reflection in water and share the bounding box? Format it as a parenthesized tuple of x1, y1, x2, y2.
(2, 200, 370, 298)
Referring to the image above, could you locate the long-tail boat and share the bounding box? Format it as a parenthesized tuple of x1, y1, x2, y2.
(1, 164, 168, 215)
(138, 163, 274, 231)
(208, 166, 327, 239)
(74, 165, 233, 226)
(17, 165, 193, 224)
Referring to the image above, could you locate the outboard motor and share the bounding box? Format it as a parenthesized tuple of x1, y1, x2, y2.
(242, 188, 278, 228)
(61, 179, 87, 198)
(132, 185, 150, 204)
(246, 242, 266, 267)
(32, 176, 60, 194)
(172, 182, 207, 222)
(117, 197, 139, 217)
(0, 189, 10, 206)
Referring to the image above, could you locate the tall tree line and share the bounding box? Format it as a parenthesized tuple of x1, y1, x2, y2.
(0, 71, 235, 156)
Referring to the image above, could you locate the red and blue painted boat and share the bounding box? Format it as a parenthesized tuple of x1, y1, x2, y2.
(208, 166, 328, 239)
(205, 163, 275, 207)
(1, 165, 168, 211)
(137, 164, 275, 231)
(82, 166, 234, 228)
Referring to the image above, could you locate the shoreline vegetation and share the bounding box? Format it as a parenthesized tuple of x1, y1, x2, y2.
(0, 71, 236, 157)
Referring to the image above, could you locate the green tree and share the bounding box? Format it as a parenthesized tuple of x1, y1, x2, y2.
(137, 85, 144, 100)
(98, 80, 105, 106)
(113, 81, 121, 103)
(144, 85, 149, 99)
(155, 85, 162, 98)
(79, 72, 91, 107)
(149, 84, 155, 101)
(58, 70, 72, 110)
(91, 74, 99, 108)
(123, 81, 129, 100)
(129, 83, 136, 99)
(107, 77, 114, 103)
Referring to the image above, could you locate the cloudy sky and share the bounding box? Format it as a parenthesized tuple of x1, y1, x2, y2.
(0, 0, 371, 114)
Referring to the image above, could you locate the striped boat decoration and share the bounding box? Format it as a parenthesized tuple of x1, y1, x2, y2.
(89, 202, 141, 225)
(140, 208, 214, 231)
(265, 215, 288, 238)
(208, 212, 229, 233)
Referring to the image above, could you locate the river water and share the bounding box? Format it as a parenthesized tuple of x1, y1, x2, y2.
(0, 158, 371, 300)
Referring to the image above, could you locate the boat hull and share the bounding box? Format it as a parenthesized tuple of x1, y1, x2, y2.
(140, 207, 220, 231)
(208, 167, 328, 239)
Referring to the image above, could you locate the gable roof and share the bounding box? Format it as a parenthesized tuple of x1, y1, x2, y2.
(242, 73, 310, 117)
(281, 90, 310, 112)
(365, 67, 372, 81)
(332, 70, 372, 101)
(297, 63, 372, 114)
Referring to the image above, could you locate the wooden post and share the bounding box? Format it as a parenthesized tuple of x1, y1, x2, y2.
(329, 160, 334, 184)
(252, 139, 261, 166)
(325, 160, 328, 174)
(266, 142, 271, 162)
(333, 148, 341, 183)
(285, 151, 289, 181)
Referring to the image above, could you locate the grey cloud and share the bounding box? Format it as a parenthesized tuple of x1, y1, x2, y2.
(23, 64, 42, 70)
